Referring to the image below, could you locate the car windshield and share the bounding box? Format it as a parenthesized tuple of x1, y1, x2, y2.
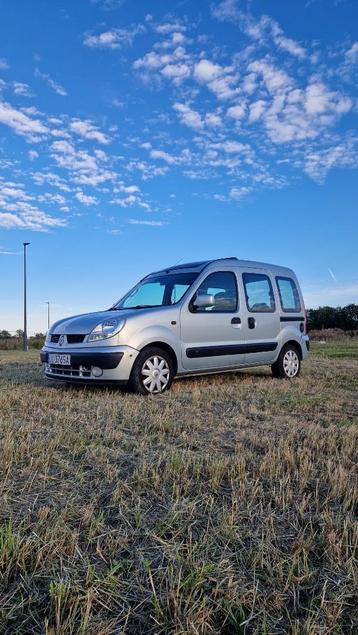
(112, 272, 199, 310)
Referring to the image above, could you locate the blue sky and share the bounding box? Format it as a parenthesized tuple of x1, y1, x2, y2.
(0, 0, 357, 333)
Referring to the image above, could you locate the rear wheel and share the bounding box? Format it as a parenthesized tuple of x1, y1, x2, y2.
(129, 347, 174, 395)
(271, 344, 301, 379)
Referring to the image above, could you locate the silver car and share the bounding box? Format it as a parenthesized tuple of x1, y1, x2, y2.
(41, 257, 309, 394)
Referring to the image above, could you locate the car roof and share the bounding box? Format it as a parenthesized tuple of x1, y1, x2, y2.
(150, 257, 295, 277)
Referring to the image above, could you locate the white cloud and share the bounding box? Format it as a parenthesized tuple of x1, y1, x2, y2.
(345, 42, 358, 64)
(227, 103, 246, 120)
(173, 102, 203, 129)
(161, 63, 191, 82)
(13, 82, 33, 97)
(248, 99, 266, 123)
(193, 59, 238, 100)
(117, 184, 140, 194)
(0, 208, 66, 231)
(75, 191, 98, 205)
(133, 46, 188, 73)
(304, 139, 358, 182)
(212, 1, 306, 59)
(0, 100, 48, 141)
(84, 26, 143, 49)
(194, 59, 222, 82)
(248, 60, 292, 95)
(112, 194, 137, 207)
(128, 218, 167, 226)
(150, 149, 178, 164)
(0, 246, 18, 255)
(205, 112, 222, 127)
(28, 150, 39, 161)
(70, 118, 110, 144)
(155, 22, 186, 35)
(229, 185, 252, 200)
(32, 171, 72, 192)
(34, 68, 67, 96)
(0, 58, 9, 70)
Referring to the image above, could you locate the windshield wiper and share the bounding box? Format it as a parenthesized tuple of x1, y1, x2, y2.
(108, 304, 159, 311)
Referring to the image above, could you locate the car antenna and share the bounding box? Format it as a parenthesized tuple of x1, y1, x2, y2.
(171, 256, 185, 266)
(164, 256, 185, 273)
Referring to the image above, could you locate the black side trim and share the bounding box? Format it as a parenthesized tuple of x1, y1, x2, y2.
(41, 351, 123, 369)
(280, 316, 304, 322)
(186, 342, 277, 358)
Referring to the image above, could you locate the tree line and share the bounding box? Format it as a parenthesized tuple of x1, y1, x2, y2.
(307, 304, 357, 331)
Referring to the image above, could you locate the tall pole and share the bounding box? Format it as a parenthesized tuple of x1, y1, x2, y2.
(23, 242, 30, 351)
(46, 301, 50, 330)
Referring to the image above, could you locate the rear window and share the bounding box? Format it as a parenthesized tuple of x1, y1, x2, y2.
(243, 273, 275, 312)
(276, 276, 301, 312)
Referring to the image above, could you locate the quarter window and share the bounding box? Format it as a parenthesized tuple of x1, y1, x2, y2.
(276, 276, 301, 312)
(243, 273, 275, 312)
(191, 271, 238, 313)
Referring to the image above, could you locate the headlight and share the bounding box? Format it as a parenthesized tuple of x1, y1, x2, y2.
(87, 318, 125, 342)
(45, 331, 52, 345)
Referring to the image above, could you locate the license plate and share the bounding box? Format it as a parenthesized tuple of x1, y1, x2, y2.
(48, 353, 71, 365)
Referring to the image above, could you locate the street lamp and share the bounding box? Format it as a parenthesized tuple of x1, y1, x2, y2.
(45, 301, 50, 330)
(23, 242, 30, 351)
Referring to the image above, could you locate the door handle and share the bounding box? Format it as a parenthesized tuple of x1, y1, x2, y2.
(248, 317, 256, 329)
(231, 317, 241, 325)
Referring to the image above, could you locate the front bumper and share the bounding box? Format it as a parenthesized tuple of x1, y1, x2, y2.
(41, 345, 139, 383)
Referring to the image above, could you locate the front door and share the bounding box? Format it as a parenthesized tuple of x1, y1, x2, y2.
(180, 270, 246, 371)
(239, 270, 280, 364)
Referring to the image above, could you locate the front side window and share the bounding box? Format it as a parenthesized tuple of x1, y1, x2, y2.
(243, 273, 275, 312)
(191, 271, 238, 312)
(114, 272, 198, 309)
(276, 276, 301, 312)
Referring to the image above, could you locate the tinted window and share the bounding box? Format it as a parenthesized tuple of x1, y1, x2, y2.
(243, 273, 275, 312)
(276, 277, 301, 312)
(192, 271, 238, 312)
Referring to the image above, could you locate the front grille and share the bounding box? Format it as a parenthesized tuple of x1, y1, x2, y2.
(67, 334, 86, 344)
(50, 334, 85, 344)
(46, 363, 91, 378)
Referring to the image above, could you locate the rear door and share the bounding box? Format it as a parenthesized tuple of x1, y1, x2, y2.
(239, 269, 280, 364)
(180, 270, 246, 370)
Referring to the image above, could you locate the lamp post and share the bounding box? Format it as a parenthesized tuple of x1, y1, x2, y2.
(46, 301, 50, 330)
(23, 242, 30, 351)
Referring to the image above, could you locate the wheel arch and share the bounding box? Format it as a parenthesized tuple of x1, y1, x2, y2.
(282, 339, 303, 359)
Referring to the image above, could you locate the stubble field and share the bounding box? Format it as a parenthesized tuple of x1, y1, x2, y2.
(0, 342, 357, 634)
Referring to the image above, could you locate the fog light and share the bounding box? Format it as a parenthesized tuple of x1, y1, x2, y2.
(92, 366, 103, 377)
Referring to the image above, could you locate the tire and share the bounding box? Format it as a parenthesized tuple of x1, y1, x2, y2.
(129, 347, 174, 395)
(271, 343, 301, 379)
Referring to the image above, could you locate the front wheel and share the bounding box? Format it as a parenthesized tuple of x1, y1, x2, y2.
(271, 344, 301, 379)
(129, 347, 174, 395)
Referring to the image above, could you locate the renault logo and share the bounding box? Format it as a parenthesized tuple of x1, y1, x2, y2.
(59, 335, 65, 346)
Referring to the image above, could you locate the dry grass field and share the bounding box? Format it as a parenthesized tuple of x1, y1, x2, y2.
(0, 342, 357, 634)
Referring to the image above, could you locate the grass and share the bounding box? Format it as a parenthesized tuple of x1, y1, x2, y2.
(310, 339, 358, 359)
(0, 343, 357, 634)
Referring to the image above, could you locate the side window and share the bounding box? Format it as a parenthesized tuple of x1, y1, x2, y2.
(191, 271, 238, 313)
(276, 277, 301, 312)
(243, 273, 275, 312)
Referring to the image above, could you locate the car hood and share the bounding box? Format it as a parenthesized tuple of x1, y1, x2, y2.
(51, 309, 137, 335)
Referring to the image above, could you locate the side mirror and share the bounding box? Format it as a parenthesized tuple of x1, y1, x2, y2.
(193, 293, 215, 309)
